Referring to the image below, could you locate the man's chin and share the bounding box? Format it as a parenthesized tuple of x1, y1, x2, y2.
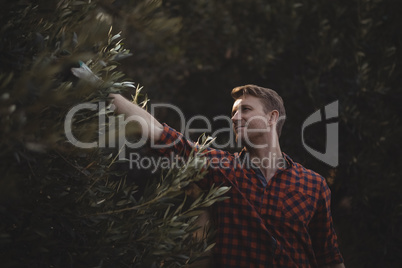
(235, 133, 247, 147)
(235, 133, 266, 149)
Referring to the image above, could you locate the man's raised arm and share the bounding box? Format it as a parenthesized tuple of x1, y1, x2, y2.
(109, 93, 164, 143)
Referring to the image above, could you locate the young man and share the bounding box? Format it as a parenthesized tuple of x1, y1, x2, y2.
(110, 85, 345, 267)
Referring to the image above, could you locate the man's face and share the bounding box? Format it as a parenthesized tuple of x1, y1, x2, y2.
(231, 94, 271, 147)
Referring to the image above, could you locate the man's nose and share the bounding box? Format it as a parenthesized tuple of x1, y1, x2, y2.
(231, 112, 244, 128)
(231, 111, 240, 122)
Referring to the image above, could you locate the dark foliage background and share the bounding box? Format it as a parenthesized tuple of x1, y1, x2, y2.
(0, 1, 228, 267)
(1, 0, 402, 267)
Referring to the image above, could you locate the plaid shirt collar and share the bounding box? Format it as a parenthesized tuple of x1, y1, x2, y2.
(238, 147, 293, 171)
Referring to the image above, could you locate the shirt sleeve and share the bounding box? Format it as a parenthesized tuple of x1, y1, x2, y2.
(154, 123, 196, 157)
(154, 123, 230, 190)
(309, 179, 344, 266)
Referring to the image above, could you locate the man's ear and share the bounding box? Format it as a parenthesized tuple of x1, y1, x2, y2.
(268, 110, 279, 125)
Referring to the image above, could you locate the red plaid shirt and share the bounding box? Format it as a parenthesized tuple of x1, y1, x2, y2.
(157, 124, 343, 267)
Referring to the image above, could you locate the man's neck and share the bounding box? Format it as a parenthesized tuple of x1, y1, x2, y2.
(246, 142, 284, 182)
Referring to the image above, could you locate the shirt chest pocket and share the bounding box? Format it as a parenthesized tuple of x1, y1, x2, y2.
(281, 190, 316, 224)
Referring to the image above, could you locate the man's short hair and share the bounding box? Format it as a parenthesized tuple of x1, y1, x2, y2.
(231, 84, 286, 137)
